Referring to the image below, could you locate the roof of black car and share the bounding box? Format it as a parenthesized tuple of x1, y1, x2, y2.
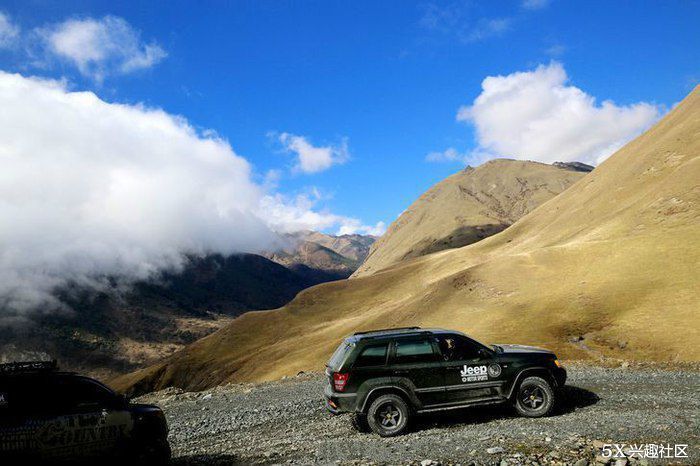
(0, 360, 71, 378)
(348, 327, 463, 342)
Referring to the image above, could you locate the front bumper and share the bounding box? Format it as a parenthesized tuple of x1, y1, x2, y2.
(553, 366, 567, 388)
(324, 383, 358, 414)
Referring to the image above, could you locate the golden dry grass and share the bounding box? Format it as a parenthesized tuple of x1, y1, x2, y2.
(113, 86, 700, 394)
(353, 160, 586, 277)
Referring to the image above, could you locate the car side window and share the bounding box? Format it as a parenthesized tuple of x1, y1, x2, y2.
(438, 335, 482, 361)
(354, 344, 388, 367)
(53, 376, 118, 412)
(393, 338, 438, 364)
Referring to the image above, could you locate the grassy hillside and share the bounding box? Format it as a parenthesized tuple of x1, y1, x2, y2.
(353, 160, 587, 277)
(114, 86, 700, 395)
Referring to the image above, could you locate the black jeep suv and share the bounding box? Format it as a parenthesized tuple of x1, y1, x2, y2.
(0, 361, 170, 464)
(324, 327, 567, 436)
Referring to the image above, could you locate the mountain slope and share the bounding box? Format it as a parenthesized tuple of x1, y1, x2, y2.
(1, 253, 334, 379)
(263, 231, 375, 280)
(353, 160, 588, 277)
(115, 86, 700, 395)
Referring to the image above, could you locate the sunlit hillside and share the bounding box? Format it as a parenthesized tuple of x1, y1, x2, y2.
(115, 86, 700, 394)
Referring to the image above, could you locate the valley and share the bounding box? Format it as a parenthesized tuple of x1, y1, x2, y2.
(0, 232, 375, 379)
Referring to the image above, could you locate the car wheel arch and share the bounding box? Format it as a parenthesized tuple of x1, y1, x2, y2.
(507, 367, 556, 400)
(359, 386, 414, 413)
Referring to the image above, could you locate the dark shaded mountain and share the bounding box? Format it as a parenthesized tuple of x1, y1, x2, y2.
(0, 252, 341, 380)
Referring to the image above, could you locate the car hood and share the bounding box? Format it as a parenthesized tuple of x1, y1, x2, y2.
(496, 344, 555, 355)
(129, 402, 164, 414)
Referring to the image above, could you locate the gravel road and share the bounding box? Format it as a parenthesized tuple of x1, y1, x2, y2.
(134, 363, 699, 465)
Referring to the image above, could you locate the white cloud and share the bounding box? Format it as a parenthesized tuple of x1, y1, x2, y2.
(464, 18, 511, 43)
(425, 147, 471, 165)
(522, 0, 551, 10)
(337, 220, 386, 236)
(260, 191, 385, 237)
(39, 16, 166, 81)
(419, 3, 512, 44)
(544, 44, 566, 57)
(0, 12, 19, 48)
(457, 62, 660, 165)
(0, 72, 375, 318)
(278, 132, 349, 174)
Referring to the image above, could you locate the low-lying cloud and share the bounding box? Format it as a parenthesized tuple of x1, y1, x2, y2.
(458, 62, 661, 165)
(0, 72, 376, 319)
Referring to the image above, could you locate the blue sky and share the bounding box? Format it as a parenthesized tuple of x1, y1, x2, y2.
(1, 0, 698, 233)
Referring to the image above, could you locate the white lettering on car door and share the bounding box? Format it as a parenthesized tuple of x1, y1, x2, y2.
(460, 365, 488, 382)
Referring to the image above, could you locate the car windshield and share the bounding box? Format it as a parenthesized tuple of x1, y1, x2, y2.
(328, 340, 355, 369)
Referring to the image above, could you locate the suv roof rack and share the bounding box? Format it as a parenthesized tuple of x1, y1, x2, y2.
(353, 326, 422, 336)
(0, 360, 58, 375)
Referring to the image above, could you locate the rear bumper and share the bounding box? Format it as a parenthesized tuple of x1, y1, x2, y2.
(324, 383, 358, 414)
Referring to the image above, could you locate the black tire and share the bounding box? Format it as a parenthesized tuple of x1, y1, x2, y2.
(367, 394, 410, 437)
(514, 376, 555, 418)
(351, 413, 370, 432)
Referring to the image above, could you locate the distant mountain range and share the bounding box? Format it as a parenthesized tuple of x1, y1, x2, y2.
(0, 231, 375, 379)
(115, 86, 700, 395)
(263, 231, 376, 281)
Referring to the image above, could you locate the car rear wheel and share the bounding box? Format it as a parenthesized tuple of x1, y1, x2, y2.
(367, 394, 410, 437)
(514, 376, 555, 418)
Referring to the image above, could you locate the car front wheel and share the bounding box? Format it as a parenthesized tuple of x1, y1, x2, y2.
(514, 376, 555, 418)
(367, 394, 410, 437)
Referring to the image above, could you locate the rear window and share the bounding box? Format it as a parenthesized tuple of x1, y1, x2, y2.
(394, 338, 437, 364)
(353, 344, 388, 367)
(328, 340, 355, 369)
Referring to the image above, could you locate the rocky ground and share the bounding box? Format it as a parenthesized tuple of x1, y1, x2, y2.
(134, 363, 699, 465)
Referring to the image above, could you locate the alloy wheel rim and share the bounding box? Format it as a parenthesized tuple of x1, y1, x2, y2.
(376, 402, 402, 429)
(520, 386, 546, 409)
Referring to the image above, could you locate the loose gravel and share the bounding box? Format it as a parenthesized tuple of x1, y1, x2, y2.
(134, 363, 700, 465)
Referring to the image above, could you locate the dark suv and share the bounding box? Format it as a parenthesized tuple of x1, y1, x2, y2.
(0, 361, 170, 464)
(324, 327, 567, 436)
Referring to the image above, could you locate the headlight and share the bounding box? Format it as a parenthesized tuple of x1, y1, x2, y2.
(553, 358, 563, 368)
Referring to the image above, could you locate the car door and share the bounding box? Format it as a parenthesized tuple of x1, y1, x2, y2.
(35, 376, 133, 461)
(438, 334, 504, 404)
(389, 336, 445, 407)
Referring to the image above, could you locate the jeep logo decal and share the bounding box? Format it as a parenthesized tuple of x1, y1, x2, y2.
(460, 365, 488, 382)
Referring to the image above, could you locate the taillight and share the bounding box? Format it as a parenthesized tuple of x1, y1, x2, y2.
(333, 372, 350, 392)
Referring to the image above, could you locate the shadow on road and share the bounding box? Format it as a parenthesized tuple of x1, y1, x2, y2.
(172, 454, 244, 465)
(412, 385, 599, 432)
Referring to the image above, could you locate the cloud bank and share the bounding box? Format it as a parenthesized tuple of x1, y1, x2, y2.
(38, 16, 166, 81)
(0, 72, 376, 318)
(458, 62, 660, 165)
